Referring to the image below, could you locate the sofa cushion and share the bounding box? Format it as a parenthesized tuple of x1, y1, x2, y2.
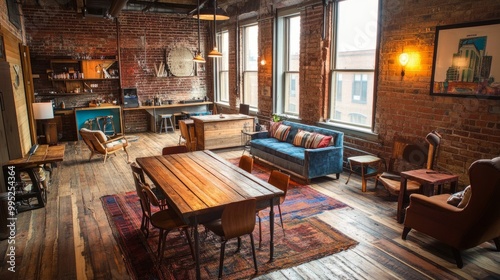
(293, 129, 315, 148)
(275, 145, 305, 166)
(269, 121, 282, 138)
(309, 133, 333, 148)
(273, 124, 291, 141)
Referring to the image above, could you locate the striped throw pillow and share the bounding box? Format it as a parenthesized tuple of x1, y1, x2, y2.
(273, 124, 291, 141)
(293, 129, 315, 147)
(309, 133, 333, 148)
(269, 121, 282, 138)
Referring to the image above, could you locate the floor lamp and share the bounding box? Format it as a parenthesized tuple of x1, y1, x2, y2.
(32, 102, 57, 145)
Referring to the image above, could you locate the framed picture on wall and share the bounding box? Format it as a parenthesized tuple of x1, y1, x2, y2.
(430, 19, 500, 99)
(0, 34, 5, 61)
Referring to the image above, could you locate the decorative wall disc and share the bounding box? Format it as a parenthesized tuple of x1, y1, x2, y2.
(167, 47, 194, 77)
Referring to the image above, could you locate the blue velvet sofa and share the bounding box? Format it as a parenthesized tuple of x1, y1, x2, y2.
(250, 121, 344, 181)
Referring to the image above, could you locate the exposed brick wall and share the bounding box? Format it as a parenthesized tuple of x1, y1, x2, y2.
(23, 6, 210, 133)
(376, 0, 500, 183)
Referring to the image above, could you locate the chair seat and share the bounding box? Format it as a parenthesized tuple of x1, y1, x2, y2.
(378, 175, 420, 196)
(150, 208, 186, 230)
(204, 219, 224, 237)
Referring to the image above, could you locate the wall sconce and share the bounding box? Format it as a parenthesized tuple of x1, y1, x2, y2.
(33, 102, 57, 145)
(399, 52, 409, 79)
(260, 57, 266, 66)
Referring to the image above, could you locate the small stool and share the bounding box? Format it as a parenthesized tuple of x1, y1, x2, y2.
(96, 115, 116, 135)
(158, 114, 175, 133)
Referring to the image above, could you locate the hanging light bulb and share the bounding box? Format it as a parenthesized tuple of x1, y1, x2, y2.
(193, 0, 205, 63)
(208, 0, 222, 58)
(193, 0, 229, 21)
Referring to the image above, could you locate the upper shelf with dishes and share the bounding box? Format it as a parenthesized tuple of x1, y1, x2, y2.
(46, 59, 120, 94)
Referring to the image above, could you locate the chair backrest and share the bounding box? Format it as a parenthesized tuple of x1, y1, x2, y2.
(141, 182, 162, 209)
(239, 104, 250, 115)
(238, 155, 254, 173)
(162, 145, 189, 155)
(80, 128, 107, 153)
(221, 198, 256, 239)
(460, 157, 500, 247)
(268, 170, 290, 204)
(179, 120, 196, 151)
(425, 130, 441, 169)
(131, 165, 151, 218)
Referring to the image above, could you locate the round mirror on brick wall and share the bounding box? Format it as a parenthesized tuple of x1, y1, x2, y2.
(167, 47, 194, 77)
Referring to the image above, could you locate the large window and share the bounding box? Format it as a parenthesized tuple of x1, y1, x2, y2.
(329, 0, 379, 129)
(242, 24, 259, 109)
(276, 13, 300, 116)
(216, 31, 229, 103)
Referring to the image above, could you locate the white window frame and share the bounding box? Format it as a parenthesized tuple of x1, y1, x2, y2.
(329, 0, 380, 131)
(216, 30, 229, 104)
(242, 23, 259, 110)
(275, 11, 300, 117)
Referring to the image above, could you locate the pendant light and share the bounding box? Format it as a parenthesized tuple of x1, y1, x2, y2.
(208, 0, 223, 58)
(193, 0, 229, 21)
(193, 0, 206, 63)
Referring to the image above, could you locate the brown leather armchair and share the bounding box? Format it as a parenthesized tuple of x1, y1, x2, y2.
(80, 128, 130, 163)
(402, 157, 500, 268)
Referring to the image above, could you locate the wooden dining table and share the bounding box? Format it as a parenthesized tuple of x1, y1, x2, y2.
(136, 150, 284, 280)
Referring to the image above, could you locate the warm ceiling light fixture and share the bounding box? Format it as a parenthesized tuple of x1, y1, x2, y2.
(193, 0, 206, 63)
(207, 0, 223, 58)
(193, 0, 229, 21)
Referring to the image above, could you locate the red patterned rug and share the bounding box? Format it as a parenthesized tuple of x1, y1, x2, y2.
(101, 161, 357, 279)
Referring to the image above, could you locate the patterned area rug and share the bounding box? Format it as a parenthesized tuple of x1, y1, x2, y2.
(101, 161, 357, 279)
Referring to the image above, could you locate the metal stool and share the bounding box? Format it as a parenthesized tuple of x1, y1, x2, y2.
(96, 115, 116, 135)
(158, 114, 175, 133)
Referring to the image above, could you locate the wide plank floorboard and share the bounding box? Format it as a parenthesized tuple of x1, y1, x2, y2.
(0, 132, 498, 279)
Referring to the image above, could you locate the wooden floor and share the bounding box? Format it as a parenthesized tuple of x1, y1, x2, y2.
(1, 132, 498, 279)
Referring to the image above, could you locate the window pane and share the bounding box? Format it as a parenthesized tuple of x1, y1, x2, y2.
(336, 0, 378, 69)
(220, 71, 229, 102)
(243, 71, 258, 107)
(331, 71, 373, 128)
(288, 16, 301, 71)
(244, 25, 258, 71)
(285, 72, 300, 115)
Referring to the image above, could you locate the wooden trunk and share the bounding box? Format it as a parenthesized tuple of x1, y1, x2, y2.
(191, 114, 254, 150)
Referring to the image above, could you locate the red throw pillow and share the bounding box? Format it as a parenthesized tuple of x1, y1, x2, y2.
(309, 133, 333, 148)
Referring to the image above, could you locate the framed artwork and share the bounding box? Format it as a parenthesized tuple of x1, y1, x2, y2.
(0, 34, 5, 61)
(430, 19, 500, 99)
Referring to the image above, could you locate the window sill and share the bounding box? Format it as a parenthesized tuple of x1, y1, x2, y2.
(317, 121, 379, 142)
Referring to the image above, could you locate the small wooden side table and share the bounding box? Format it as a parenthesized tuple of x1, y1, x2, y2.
(397, 169, 458, 223)
(346, 155, 382, 192)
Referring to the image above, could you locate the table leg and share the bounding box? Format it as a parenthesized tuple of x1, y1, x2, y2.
(193, 216, 201, 280)
(361, 163, 367, 192)
(397, 177, 408, 223)
(269, 198, 275, 262)
(345, 160, 353, 184)
(450, 180, 458, 193)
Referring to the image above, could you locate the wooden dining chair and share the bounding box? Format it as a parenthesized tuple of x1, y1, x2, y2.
(204, 198, 258, 279)
(141, 183, 195, 264)
(238, 155, 254, 173)
(178, 120, 197, 152)
(161, 145, 189, 155)
(131, 163, 167, 237)
(257, 170, 290, 247)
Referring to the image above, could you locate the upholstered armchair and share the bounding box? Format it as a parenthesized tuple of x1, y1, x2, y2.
(402, 157, 500, 268)
(79, 128, 130, 163)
